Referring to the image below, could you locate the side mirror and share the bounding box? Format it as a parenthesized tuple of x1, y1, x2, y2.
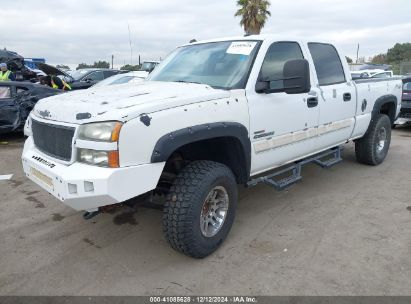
(84, 78, 91, 83)
(255, 80, 270, 93)
(255, 59, 311, 94)
(283, 59, 311, 94)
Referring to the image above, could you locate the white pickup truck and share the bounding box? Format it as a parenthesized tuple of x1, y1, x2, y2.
(22, 35, 402, 258)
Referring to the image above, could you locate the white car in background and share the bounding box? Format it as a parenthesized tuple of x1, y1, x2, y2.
(351, 69, 394, 80)
(91, 71, 147, 88)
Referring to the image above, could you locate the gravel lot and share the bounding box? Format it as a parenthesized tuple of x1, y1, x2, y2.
(0, 127, 410, 296)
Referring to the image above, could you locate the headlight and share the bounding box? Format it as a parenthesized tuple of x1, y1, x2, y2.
(78, 121, 122, 142)
(24, 116, 32, 137)
(78, 148, 119, 168)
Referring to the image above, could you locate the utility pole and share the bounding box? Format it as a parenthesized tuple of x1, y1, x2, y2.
(128, 24, 133, 65)
(356, 43, 360, 64)
(111, 55, 114, 69)
(138, 55, 141, 66)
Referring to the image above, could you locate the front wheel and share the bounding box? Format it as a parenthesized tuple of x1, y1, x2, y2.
(355, 114, 391, 165)
(163, 160, 237, 258)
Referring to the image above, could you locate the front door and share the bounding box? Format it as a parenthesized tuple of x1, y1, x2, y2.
(247, 41, 320, 175)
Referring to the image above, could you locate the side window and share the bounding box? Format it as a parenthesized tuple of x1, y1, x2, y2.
(86, 71, 104, 81)
(0, 86, 11, 99)
(260, 42, 304, 91)
(103, 70, 117, 78)
(17, 87, 29, 94)
(308, 43, 346, 86)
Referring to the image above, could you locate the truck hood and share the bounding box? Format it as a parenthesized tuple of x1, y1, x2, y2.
(32, 81, 230, 124)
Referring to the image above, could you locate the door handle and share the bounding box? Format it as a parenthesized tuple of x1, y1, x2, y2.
(343, 93, 351, 101)
(307, 97, 318, 108)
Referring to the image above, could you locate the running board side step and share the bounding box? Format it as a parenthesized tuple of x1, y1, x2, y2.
(247, 146, 343, 191)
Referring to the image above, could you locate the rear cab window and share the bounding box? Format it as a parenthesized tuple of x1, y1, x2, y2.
(403, 82, 411, 91)
(308, 43, 346, 86)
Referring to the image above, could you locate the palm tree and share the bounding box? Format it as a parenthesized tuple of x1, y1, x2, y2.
(235, 0, 271, 35)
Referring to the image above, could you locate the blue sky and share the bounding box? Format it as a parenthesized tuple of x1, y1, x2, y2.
(1, 0, 410, 68)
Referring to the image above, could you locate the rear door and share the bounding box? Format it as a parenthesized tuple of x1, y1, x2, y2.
(247, 41, 320, 174)
(307, 43, 356, 150)
(0, 84, 19, 131)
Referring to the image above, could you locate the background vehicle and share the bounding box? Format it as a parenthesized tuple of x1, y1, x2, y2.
(140, 61, 160, 73)
(67, 69, 123, 90)
(371, 71, 394, 78)
(22, 36, 402, 258)
(0, 50, 37, 81)
(0, 81, 61, 133)
(351, 69, 394, 80)
(395, 76, 411, 126)
(91, 71, 146, 88)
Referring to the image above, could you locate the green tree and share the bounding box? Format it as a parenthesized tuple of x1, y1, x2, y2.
(386, 43, 411, 64)
(76, 61, 111, 70)
(371, 53, 386, 64)
(56, 64, 70, 70)
(92, 61, 110, 69)
(235, 0, 271, 35)
(120, 64, 141, 71)
(76, 63, 91, 70)
(345, 56, 353, 64)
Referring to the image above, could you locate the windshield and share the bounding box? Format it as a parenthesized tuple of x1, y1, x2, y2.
(69, 70, 90, 80)
(147, 41, 260, 89)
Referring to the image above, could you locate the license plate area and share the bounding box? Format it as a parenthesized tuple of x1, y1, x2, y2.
(30, 166, 54, 190)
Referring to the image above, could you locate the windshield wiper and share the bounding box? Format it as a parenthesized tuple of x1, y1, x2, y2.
(174, 80, 203, 85)
(173, 80, 227, 90)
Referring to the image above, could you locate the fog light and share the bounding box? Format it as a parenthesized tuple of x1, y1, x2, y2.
(84, 181, 94, 192)
(68, 183, 77, 194)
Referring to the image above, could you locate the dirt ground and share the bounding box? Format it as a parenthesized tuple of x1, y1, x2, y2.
(0, 127, 410, 296)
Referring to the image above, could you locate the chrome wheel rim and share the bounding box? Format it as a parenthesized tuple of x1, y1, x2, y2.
(200, 186, 229, 238)
(376, 127, 387, 153)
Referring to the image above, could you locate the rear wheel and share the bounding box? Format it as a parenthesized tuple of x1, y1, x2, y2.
(163, 160, 237, 258)
(355, 114, 391, 165)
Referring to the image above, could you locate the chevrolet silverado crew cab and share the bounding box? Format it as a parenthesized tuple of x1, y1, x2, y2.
(22, 36, 402, 258)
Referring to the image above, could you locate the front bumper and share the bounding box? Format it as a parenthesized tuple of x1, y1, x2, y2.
(22, 137, 165, 211)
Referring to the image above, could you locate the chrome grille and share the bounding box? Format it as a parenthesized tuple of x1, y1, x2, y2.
(32, 119, 75, 161)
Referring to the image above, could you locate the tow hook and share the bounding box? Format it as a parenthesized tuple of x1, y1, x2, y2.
(83, 209, 100, 220)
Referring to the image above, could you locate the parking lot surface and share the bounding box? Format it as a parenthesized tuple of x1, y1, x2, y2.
(0, 128, 410, 296)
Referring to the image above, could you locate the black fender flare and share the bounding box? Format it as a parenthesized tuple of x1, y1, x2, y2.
(151, 122, 251, 179)
(371, 94, 398, 124)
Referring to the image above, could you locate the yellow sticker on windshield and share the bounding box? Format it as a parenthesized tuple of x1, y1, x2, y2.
(226, 42, 257, 55)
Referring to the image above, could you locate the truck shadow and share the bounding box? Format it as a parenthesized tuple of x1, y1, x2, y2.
(394, 124, 411, 136)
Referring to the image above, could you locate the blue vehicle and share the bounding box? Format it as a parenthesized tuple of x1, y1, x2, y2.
(24, 58, 46, 70)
